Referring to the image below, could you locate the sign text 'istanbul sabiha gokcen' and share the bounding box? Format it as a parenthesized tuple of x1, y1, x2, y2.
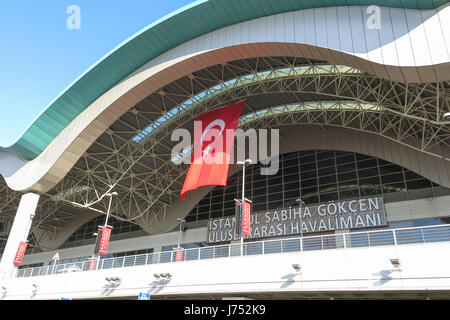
(207, 196, 387, 243)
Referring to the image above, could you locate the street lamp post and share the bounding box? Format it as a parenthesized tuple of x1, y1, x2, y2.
(175, 218, 186, 262)
(93, 191, 118, 269)
(296, 198, 305, 238)
(103, 191, 118, 229)
(237, 159, 252, 256)
(176, 218, 186, 249)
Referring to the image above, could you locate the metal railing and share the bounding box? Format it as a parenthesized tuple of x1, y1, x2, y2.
(16, 224, 450, 278)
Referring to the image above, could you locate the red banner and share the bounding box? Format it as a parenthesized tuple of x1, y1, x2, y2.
(175, 248, 183, 262)
(242, 200, 251, 237)
(98, 227, 112, 255)
(235, 200, 242, 237)
(13, 241, 28, 265)
(180, 100, 245, 199)
(88, 259, 97, 271)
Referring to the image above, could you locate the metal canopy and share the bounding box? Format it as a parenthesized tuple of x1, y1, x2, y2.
(1, 56, 450, 250)
(3, 0, 448, 160)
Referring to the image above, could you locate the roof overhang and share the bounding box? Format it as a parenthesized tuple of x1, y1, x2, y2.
(1, 1, 450, 160)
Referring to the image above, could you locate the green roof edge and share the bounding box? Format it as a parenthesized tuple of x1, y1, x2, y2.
(3, 0, 448, 160)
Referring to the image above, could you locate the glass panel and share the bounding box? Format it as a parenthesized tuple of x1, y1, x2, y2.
(75, 262, 83, 270)
(346, 233, 369, 248)
(245, 242, 262, 255)
(185, 248, 199, 261)
(124, 256, 136, 267)
(282, 239, 301, 252)
(395, 229, 423, 244)
(102, 259, 113, 269)
(321, 235, 338, 250)
(200, 247, 214, 260)
(47, 265, 57, 275)
(55, 265, 65, 274)
(367, 231, 395, 246)
(302, 237, 322, 251)
(264, 240, 282, 254)
(159, 252, 172, 264)
(423, 226, 450, 243)
(230, 244, 241, 256)
(214, 246, 229, 258)
(31, 268, 40, 277)
(39, 266, 49, 276)
(134, 254, 146, 265)
(82, 261, 90, 271)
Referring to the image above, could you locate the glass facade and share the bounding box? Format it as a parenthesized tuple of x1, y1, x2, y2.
(62, 150, 450, 245)
(17, 150, 450, 268)
(186, 150, 450, 223)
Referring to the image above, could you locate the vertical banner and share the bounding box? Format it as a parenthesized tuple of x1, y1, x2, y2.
(93, 228, 103, 254)
(88, 258, 97, 271)
(97, 227, 112, 255)
(175, 248, 184, 262)
(13, 241, 28, 265)
(242, 200, 251, 237)
(234, 200, 242, 237)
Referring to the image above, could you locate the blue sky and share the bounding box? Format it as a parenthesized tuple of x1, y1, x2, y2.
(0, 0, 196, 146)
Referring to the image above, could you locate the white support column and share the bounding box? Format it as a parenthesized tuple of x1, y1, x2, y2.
(0, 193, 39, 277)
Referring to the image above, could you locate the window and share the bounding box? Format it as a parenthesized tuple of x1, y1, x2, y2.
(184, 150, 449, 223)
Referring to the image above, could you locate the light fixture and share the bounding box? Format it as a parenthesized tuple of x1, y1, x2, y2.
(105, 276, 121, 286)
(292, 264, 301, 273)
(236, 159, 253, 165)
(153, 273, 172, 280)
(390, 258, 401, 271)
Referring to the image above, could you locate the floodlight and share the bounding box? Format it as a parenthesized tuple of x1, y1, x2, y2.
(292, 264, 301, 272)
(390, 258, 401, 268)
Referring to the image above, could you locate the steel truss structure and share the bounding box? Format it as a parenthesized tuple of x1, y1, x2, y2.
(1, 56, 449, 249)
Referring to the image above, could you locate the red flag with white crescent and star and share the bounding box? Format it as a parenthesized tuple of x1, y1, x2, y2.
(180, 100, 245, 199)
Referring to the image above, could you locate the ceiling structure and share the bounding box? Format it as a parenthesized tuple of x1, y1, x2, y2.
(1, 55, 449, 250)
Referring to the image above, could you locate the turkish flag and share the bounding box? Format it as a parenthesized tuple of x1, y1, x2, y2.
(180, 100, 245, 199)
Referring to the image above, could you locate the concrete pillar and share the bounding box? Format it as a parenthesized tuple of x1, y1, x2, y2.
(0, 193, 39, 277)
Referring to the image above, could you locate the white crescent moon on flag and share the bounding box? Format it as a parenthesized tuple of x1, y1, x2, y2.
(200, 119, 225, 158)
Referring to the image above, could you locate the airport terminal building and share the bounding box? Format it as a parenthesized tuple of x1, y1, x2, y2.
(1, 0, 450, 299)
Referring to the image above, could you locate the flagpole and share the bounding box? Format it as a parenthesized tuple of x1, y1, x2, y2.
(237, 159, 252, 256)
